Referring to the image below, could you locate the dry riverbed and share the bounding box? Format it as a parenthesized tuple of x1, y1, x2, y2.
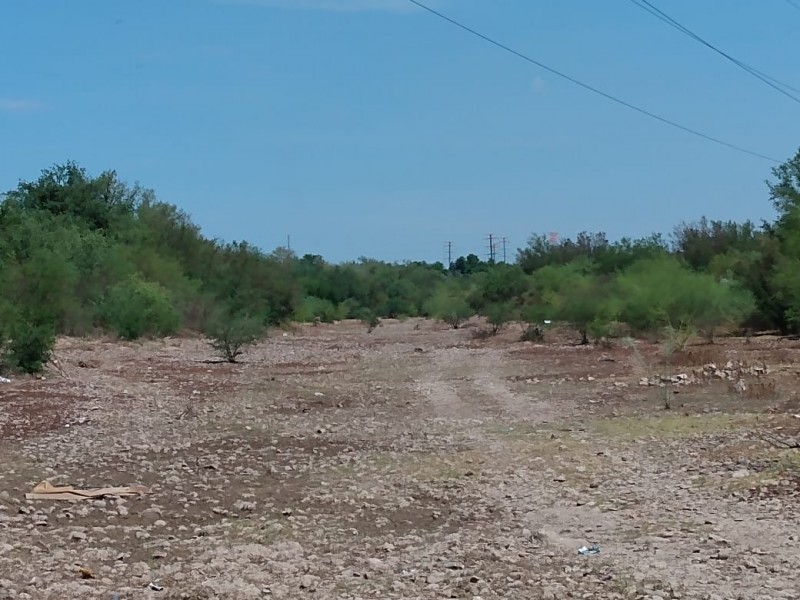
(1, 319, 799, 599)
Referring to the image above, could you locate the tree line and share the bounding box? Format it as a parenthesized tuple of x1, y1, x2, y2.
(1, 150, 799, 372)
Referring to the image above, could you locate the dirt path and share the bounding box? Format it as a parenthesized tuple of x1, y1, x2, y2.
(414, 346, 564, 424)
(411, 337, 800, 599)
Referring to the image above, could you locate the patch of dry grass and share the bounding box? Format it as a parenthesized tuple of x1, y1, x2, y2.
(725, 448, 800, 492)
(590, 413, 759, 439)
(401, 450, 482, 481)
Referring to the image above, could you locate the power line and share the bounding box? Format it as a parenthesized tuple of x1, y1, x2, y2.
(631, 0, 800, 96)
(406, 0, 779, 163)
(628, 0, 800, 103)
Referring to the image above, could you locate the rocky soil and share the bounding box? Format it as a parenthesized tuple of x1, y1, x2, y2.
(1, 319, 800, 599)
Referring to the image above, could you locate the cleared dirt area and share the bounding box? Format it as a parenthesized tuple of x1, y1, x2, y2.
(2, 319, 800, 599)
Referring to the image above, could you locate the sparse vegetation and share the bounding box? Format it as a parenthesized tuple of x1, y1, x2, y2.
(204, 310, 266, 363)
(360, 311, 381, 333)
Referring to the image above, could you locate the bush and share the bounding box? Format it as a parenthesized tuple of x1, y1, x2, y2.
(204, 310, 266, 363)
(294, 296, 340, 323)
(615, 258, 756, 340)
(101, 276, 181, 340)
(483, 303, 515, 335)
(359, 309, 381, 333)
(5, 320, 56, 374)
(338, 298, 363, 320)
(0, 302, 11, 358)
(425, 285, 473, 329)
(520, 324, 544, 342)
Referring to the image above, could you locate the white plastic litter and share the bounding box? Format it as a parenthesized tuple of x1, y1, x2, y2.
(578, 544, 600, 556)
(0, 376, 11, 383)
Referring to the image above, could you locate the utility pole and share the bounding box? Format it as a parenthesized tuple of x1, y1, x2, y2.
(487, 234, 495, 262)
(446, 241, 453, 268)
(501, 237, 508, 263)
(287, 235, 291, 253)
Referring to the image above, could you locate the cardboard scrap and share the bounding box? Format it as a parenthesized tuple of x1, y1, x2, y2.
(26, 480, 149, 501)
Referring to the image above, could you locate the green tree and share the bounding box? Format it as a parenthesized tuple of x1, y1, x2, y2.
(767, 150, 800, 331)
(425, 284, 472, 329)
(468, 264, 529, 311)
(525, 262, 617, 344)
(557, 276, 617, 345)
(5, 320, 56, 374)
(101, 276, 181, 340)
(484, 302, 516, 335)
(4, 162, 141, 231)
(295, 296, 340, 323)
(616, 257, 753, 339)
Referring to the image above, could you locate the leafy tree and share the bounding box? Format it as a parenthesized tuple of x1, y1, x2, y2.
(692, 278, 755, 341)
(593, 234, 669, 273)
(765, 151, 800, 331)
(484, 302, 515, 335)
(5, 320, 56, 374)
(771, 254, 800, 331)
(518, 231, 668, 276)
(425, 284, 472, 329)
(4, 162, 141, 231)
(557, 276, 618, 345)
(101, 277, 181, 340)
(359, 310, 381, 333)
(295, 296, 340, 323)
(524, 262, 617, 344)
(768, 147, 800, 217)
(616, 257, 753, 339)
(468, 264, 529, 311)
(450, 253, 488, 275)
(673, 217, 760, 271)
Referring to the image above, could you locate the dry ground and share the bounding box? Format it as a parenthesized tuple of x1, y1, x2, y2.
(1, 319, 800, 599)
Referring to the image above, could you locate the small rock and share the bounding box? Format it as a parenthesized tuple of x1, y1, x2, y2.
(299, 574, 319, 591)
(427, 571, 446, 585)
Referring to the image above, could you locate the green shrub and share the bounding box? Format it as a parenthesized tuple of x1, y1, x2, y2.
(203, 310, 266, 363)
(338, 298, 363, 320)
(294, 296, 340, 323)
(5, 320, 56, 374)
(359, 309, 381, 333)
(101, 276, 181, 340)
(425, 285, 473, 329)
(483, 302, 515, 335)
(520, 324, 544, 342)
(617, 258, 755, 338)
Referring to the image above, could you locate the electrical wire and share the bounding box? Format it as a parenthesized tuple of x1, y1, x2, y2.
(628, 0, 800, 103)
(406, 0, 779, 162)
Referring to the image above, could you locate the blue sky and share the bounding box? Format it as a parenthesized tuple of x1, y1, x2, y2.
(1, 0, 798, 263)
